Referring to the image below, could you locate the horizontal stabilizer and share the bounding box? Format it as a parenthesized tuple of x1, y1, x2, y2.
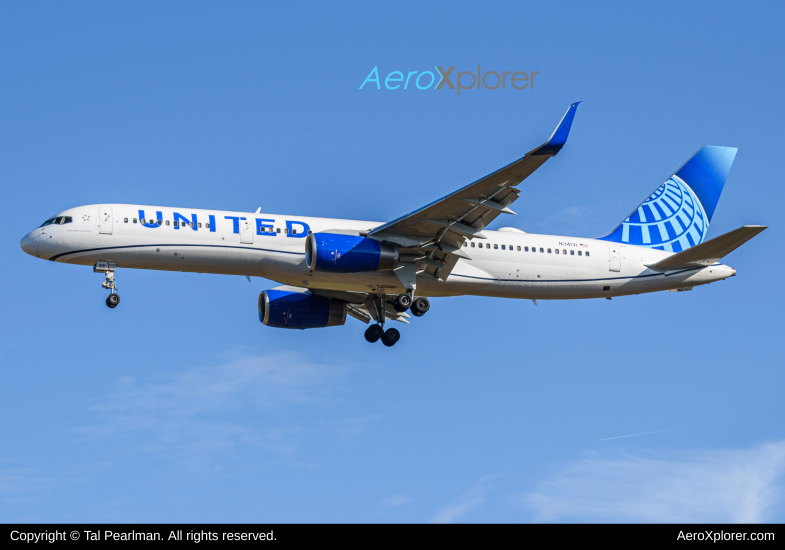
(647, 225, 767, 271)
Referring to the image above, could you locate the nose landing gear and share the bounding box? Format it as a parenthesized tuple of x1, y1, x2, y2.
(95, 262, 120, 309)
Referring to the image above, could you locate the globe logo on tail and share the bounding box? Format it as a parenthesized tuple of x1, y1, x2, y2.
(614, 176, 708, 252)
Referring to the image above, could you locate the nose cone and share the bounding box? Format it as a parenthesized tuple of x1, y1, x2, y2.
(20, 232, 39, 257)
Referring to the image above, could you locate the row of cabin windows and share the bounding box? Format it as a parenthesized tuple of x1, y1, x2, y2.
(124, 218, 207, 228)
(462, 241, 589, 256)
(122, 218, 296, 234)
(39, 216, 73, 227)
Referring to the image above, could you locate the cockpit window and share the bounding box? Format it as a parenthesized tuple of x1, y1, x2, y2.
(39, 216, 72, 227)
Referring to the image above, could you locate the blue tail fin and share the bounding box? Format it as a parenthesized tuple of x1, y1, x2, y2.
(599, 146, 737, 252)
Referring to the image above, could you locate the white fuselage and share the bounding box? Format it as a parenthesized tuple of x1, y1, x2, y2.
(22, 204, 736, 299)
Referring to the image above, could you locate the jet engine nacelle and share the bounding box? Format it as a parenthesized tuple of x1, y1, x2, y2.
(305, 232, 398, 273)
(259, 290, 346, 329)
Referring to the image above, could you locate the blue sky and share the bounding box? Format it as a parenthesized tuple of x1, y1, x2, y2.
(1, 1, 784, 522)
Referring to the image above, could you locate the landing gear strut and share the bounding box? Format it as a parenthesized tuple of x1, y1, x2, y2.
(364, 294, 402, 347)
(95, 261, 120, 309)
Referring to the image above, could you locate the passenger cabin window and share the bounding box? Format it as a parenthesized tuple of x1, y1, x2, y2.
(570, 250, 574, 255)
(494, 244, 498, 249)
(157, 220, 162, 226)
(471, 242, 475, 247)
(501, 245, 506, 250)
(276, 228, 281, 233)
(525, 246, 529, 252)
(124, 218, 128, 223)
(463, 242, 467, 247)
(141, 218, 146, 224)
(555, 249, 559, 254)
(578, 251, 582, 256)
(563, 249, 566, 254)
(133, 218, 137, 223)
(198, 223, 202, 228)
(586, 251, 590, 257)
(166, 220, 170, 226)
(189, 222, 194, 228)
(517, 246, 521, 251)
(539, 248, 544, 253)
(205, 223, 210, 229)
(174, 221, 179, 227)
(548, 248, 552, 253)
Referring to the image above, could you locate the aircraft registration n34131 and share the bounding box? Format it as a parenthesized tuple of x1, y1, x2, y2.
(20, 103, 766, 347)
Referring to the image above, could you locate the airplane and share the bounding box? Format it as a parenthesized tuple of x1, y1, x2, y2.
(19, 103, 767, 347)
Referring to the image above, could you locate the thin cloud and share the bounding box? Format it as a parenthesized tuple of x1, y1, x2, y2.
(430, 473, 503, 524)
(380, 494, 413, 509)
(71, 351, 351, 470)
(597, 427, 689, 441)
(518, 441, 785, 523)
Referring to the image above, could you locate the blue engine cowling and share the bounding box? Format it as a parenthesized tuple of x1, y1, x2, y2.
(305, 232, 398, 272)
(259, 289, 346, 329)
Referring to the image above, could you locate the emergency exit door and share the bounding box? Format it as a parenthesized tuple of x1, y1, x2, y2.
(608, 243, 620, 272)
(240, 218, 254, 244)
(99, 207, 113, 234)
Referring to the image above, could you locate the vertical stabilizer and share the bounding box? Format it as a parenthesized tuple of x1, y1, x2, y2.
(599, 146, 737, 252)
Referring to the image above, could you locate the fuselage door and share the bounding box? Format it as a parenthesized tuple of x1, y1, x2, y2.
(608, 243, 621, 272)
(240, 218, 254, 244)
(99, 207, 113, 234)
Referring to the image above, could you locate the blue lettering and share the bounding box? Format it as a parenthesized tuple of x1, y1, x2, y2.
(359, 66, 380, 90)
(256, 218, 275, 236)
(139, 210, 162, 228)
(286, 220, 310, 238)
(225, 216, 241, 233)
(385, 71, 403, 90)
(208, 215, 216, 232)
(173, 212, 197, 230)
(404, 71, 417, 89)
(417, 71, 435, 90)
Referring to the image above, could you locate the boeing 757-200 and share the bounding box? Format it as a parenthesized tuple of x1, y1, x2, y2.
(19, 103, 766, 347)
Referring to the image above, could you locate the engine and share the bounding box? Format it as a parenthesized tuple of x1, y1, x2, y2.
(258, 289, 346, 329)
(305, 233, 398, 273)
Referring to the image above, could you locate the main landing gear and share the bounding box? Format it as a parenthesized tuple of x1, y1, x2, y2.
(392, 292, 429, 315)
(95, 261, 120, 309)
(364, 324, 401, 347)
(364, 293, 430, 347)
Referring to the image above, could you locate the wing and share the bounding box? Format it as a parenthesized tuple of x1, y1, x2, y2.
(368, 102, 581, 280)
(307, 288, 411, 324)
